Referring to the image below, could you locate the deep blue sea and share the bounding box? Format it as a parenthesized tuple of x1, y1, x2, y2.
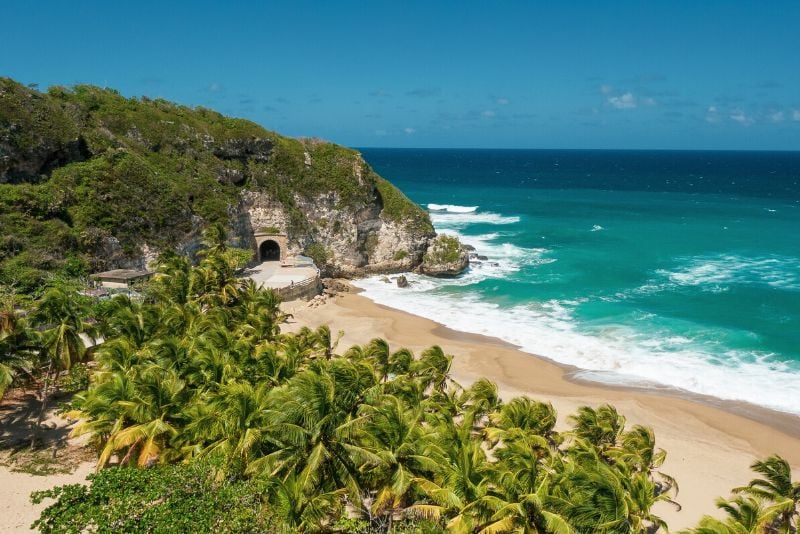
(356, 149, 800, 415)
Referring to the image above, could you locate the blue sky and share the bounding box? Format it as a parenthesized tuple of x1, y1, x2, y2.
(2, 1, 799, 150)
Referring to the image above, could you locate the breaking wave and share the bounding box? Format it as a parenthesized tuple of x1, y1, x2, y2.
(427, 203, 479, 213)
(354, 204, 800, 416)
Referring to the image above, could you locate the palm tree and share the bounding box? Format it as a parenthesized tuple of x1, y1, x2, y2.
(264, 472, 345, 532)
(476, 482, 574, 534)
(568, 404, 626, 463)
(312, 325, 341, 360)
(734, 455, 799, 533)
(410, 416, 494, 532)
(90, 367, 188, 468)
(464, 378, 501, 426)
(149, 252, 192, 305)
(359, 394, 438, 529)
(0, 301, 35, 400)
(68, 372, 135, 452)
(30, 288, 94, 447)
(486, 397, 560, 449)
(614, 425, 679, 507)
(249, 360, 381, 501)
(187, 382, 271, 473)
(411, 345, 452, 393)
(548, 458, 634, 533)
(689, 496, 770, 534)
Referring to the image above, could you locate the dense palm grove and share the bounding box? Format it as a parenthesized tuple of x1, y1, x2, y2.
(1, 231, 798, 533)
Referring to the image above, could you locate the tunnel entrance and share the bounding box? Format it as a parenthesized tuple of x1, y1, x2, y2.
(259, 239, 281, 262)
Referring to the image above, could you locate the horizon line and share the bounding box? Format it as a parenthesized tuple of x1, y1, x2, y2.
(353, 146, 800, 153)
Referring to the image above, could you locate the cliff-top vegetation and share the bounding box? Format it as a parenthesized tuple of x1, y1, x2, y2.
(0, 78, 432, 293)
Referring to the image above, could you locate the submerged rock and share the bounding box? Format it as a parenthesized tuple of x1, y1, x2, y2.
(396, 274, 409, 288)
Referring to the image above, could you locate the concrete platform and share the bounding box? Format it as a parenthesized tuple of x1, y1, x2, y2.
(243, 261, 318, 289)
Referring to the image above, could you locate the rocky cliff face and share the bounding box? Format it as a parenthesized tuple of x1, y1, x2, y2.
(233, 179, 433, 277)
(0, 78, 438, 290)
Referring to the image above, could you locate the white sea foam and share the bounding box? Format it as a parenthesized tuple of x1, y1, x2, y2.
(429, 211, 521, 227)
(656, 254, 800, 291)
(353, 275, 800, 415)
(590, 225, 604, 232)
(363, 204, 800, 414)
(436, 229, 553, 284)
(427, 203, 479, 213)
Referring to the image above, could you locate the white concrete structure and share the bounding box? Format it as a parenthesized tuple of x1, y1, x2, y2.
(243, 261, 318, 290)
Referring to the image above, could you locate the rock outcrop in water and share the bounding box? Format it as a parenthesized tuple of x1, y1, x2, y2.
(420, 234, 470, 277)
(0, 78, 441, 289)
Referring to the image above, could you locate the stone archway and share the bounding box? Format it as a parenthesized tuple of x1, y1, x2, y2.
(259, 239, 281, 262)
(254, 232, 288, 264)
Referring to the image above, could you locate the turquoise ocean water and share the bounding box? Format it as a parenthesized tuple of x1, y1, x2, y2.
(355, 149, 800, 415)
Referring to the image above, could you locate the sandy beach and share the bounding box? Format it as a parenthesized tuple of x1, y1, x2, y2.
(0, 394, 94, 532)
(3, 287, 797, 532)
(285, 287, 800, 530)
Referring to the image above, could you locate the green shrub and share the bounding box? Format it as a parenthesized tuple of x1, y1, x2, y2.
(31, 461, 272, 533)
(58, 363, 90, 393)
(393, 249, 409, 261)
(61, 254, 89, 277)
(423, 234, 464, 265)
(304, 242, 330, 266)
(374, 176, 434, 234)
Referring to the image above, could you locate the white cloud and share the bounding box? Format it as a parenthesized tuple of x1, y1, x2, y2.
(705, 106, 720, 123)
(769, 111, 785, 123)
(729, 109, 753, 125)
(208, 82, 222, 92)
(600, 84, 613, 94)
(608, 92, 636, 109)
(481, 110, 496, 117)
(642, 97, 657, 106)
(496, 98, 510, 105)
(793, 109, 800, 121)
(403, 127, 416, 134)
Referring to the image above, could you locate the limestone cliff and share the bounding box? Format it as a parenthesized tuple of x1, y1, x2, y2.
(0, 78, 436, 290)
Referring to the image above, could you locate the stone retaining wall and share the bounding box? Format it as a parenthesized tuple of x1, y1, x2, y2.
(274, 275, 322, 301)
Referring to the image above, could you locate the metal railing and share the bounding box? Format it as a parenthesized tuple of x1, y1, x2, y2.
(273, 271, 321, 300)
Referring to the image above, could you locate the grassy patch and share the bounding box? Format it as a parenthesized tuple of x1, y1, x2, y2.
(393, 249, 409, 261)
(374, 175, 434, 234)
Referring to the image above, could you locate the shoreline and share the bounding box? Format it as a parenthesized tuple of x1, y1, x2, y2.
(283, 287, 800, 530)
(362, 287, 800, 440)
(423, 305, 800, 440)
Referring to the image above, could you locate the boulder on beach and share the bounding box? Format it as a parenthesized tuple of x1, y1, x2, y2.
(396, 275, 409, 288)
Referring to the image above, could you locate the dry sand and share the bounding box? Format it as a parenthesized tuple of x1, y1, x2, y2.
(0, 393, 94, 532)
(283, 288, 800, 531)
